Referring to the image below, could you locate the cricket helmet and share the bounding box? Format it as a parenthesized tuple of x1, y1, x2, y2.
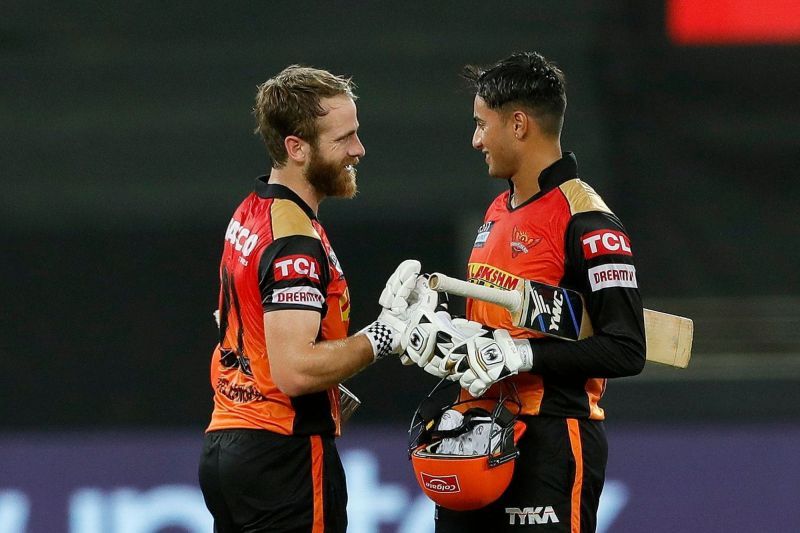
(408, 380, 526, 511)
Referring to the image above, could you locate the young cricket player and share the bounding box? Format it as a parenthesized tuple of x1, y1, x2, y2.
(403, 52, 647, 532)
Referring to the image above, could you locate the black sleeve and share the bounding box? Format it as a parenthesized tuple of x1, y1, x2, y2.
(529, 211, 646, 378)
(258, 235, 331, 315)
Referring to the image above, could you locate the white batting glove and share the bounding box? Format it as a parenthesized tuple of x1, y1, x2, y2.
(399, 276, 447, 367)
(360, 260, 421, 360)
(440, 329, 534, 397)
(401, 308, 486, 378)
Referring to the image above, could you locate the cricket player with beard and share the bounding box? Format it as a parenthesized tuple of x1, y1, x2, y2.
(198, 65, 424, 532)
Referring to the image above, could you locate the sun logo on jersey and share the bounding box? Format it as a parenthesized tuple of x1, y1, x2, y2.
(511, 226, 542, 258)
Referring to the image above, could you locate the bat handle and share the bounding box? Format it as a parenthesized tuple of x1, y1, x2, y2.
(428, 273, 522, 312)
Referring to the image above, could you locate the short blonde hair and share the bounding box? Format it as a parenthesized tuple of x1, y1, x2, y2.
(254, 65, 356, 167)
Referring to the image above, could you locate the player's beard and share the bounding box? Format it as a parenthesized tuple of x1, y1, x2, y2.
(305, 146, 358, 199)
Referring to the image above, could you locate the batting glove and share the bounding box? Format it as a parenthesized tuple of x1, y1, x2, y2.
(440, 329, 534, 397)
(401, 306, 486, 378)
(360, 259, 421, 360)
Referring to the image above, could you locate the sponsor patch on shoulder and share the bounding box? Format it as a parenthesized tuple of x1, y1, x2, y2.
(272, 286, 324, 308)
(588, 263, 637, 291)
(581, 230, 633, 259)
(274, 255, 321, 282)
(473, 221, 495, 248)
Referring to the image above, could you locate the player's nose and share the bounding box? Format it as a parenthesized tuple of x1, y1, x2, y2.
(471, 129, 483, 150)
(351, 134, 365, 158)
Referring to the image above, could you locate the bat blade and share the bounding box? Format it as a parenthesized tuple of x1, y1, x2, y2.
(428, 272, 692, 368)
(642, 310, 693, 368)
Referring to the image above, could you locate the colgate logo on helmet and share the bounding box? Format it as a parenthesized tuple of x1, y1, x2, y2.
(420, 473, 461, 493)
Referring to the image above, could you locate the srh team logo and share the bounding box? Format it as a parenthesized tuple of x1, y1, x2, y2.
(510, 226, 542, 258)
(420, 473, 461, 494)
(273, 255, 321, 282)
(581, 229, 632, 259)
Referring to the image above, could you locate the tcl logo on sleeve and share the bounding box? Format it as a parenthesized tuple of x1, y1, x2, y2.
(274, 255, 321, 281)
(581, 230, 632, 259)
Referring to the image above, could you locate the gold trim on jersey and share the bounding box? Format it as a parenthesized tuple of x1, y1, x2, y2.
(270, 199, 322, 240)
(559, 179, 612, 215)
(339, 287, 351, 322)
(467, 262, 522, 291)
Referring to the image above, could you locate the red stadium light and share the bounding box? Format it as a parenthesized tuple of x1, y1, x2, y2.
(667, 0, 800, 45)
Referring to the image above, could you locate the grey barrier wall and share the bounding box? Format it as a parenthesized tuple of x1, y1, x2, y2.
(1, 425, 798, 532)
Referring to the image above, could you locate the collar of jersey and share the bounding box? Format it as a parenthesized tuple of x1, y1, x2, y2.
(507, 152, 578, 211)
(254, 177, 318, 220)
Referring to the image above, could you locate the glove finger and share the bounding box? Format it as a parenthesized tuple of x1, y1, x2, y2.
(378, 283, 393, 309)
(400, 353, 415, 366)
(379, 260, 421, 308)
(408, 277, 438, 313)
(397, 259, 422, 279)
(395, 271, 419, 304)
(468, 381, 488, 397)
(459, 369, 476, 389)
(393, 260, 421, 296)
(423, 359, 448, 378)
(450, 318, 485, 337)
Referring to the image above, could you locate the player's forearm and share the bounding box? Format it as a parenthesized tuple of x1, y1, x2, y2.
(529, 332, 645, 378)
(271, 335, 374, 396)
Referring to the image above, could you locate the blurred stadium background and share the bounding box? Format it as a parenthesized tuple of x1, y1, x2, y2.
(2, 1, 799, 531)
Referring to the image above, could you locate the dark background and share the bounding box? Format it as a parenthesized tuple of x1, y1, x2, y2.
(2, 0, 799, 430)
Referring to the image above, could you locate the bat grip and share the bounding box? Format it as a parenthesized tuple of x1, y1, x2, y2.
(428, 273, 521, 312)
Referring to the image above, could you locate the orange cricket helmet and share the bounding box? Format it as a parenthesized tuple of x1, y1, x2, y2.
(408, 380, 526, 511)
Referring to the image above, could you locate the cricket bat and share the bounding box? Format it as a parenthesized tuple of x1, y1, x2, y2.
(427, 273, 692, 368)
(338, 384, 361, 423)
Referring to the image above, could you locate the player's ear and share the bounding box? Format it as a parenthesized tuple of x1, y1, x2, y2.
(512, 110, 528, 140)
(285, 136, 308, 163)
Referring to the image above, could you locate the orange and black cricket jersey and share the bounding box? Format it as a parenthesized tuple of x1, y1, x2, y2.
(466, 153, 645, 420)
(207, 179, 350, 436)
